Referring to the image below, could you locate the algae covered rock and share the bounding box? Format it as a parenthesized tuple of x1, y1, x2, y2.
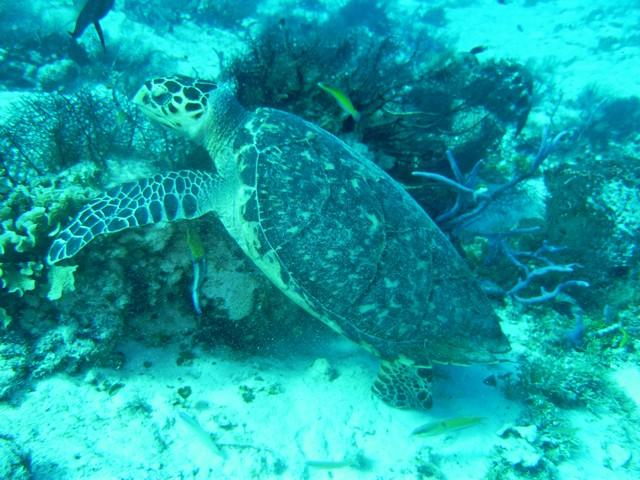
(29, 311, 123, 379)
(0, 436, 31, 480)
(0, 333, 29, 400)
(544, 156, 640, 311)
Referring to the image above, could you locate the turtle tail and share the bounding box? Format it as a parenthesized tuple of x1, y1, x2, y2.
(47, 170, 216, 264)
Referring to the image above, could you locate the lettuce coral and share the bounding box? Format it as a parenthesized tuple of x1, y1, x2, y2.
(0, 164, 97, 297)
(0, 261, 42, 296)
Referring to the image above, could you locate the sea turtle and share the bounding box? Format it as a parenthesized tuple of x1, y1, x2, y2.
(47, 75, 510, 409)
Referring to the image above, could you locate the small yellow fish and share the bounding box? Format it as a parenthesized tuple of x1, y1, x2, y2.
(317, 82, 361, 121)
(411, 416, 485, 437)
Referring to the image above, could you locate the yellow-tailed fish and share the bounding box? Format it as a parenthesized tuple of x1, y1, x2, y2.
(317, 82, 361, 121)
(187, 227, 205, 260)
(411, 416, 485, 437)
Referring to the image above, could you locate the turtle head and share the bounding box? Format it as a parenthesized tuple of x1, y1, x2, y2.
(133, 75, 218, 142)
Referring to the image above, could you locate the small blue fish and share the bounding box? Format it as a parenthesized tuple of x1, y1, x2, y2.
(187, 228, 206, 315)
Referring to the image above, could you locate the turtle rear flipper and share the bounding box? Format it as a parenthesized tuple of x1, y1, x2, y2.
(47, 170, 218, 264)
(372, 358, 433, 409)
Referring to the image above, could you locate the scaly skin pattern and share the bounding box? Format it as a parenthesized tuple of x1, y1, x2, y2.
(47, 170, 216, 264)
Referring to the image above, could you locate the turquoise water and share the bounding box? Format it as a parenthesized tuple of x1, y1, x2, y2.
(1, 1, 639, 478)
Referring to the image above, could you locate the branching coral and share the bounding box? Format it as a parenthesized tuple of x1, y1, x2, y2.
(0, 85, 196, 186)
(411, 129, 588, 305)
(486, 233, 589, 305)
(0, 90, 122, 179)
(413, 128, 565, 233)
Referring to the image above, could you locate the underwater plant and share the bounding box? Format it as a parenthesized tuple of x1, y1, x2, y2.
(573, 86, 640, 150)
(227, 18, 443, 133)
(0, 89, 136, 181)
(362, 57, 533, 186)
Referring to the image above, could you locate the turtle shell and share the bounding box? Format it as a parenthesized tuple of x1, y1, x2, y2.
(228, 108, 508, 364)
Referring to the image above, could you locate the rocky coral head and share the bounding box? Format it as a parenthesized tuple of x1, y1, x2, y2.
(133, 75, 217, 142)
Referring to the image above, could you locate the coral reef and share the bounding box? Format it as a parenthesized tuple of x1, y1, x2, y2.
(0, 80, 199, 398)
(0, 4, 581, 404)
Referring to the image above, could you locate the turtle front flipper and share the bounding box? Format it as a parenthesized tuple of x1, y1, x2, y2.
(372, 358, 433, 409)
(47, 170, 218, 264)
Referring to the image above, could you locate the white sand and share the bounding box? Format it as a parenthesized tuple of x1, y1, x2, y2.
(441, 0, 640, 100)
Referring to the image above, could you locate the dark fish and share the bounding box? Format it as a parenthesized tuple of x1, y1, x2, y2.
(483, 374, 497, 386)
(469, 45, 488, 55)
(69, 0, 115, 51)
